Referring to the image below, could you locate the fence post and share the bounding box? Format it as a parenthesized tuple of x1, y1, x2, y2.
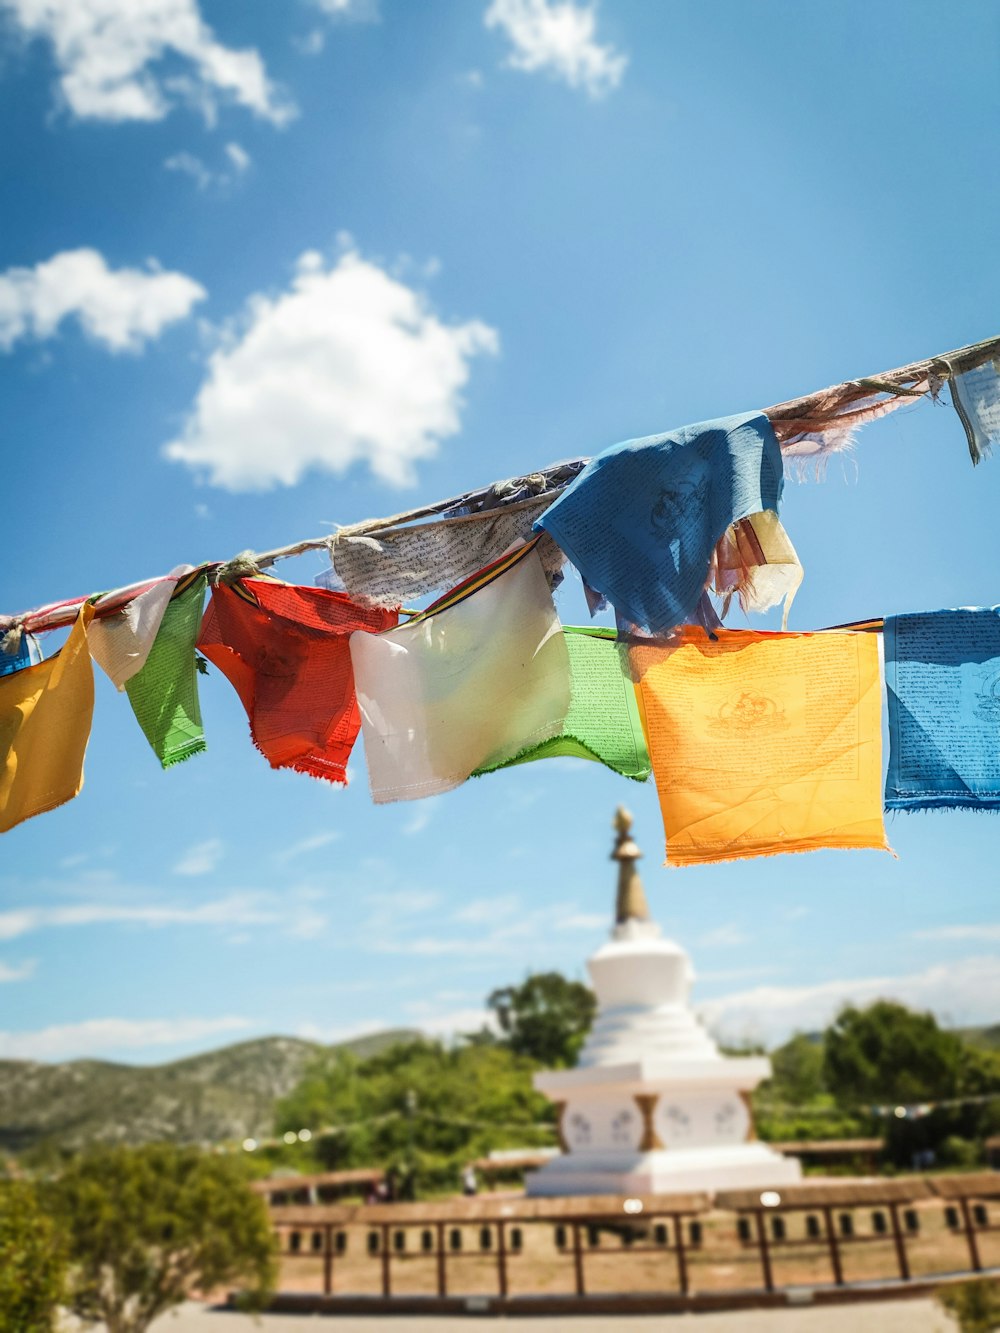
(572, 1222, 586, 1297)
(436, 1221, 447, 1297)
(888, 1202, 910, 1281)
(960, 1197, 983, 1273)
(496, 1221, 508, 1299)
(380, 1222, 391, 1297)
(672, 1214, 689, 1297)
(822, 1206, 844, 1285)
(754, 1210, 774, 1292)
(323, 1224, 333, 1296)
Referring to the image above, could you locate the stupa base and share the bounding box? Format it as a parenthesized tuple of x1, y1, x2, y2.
(525, 1143, 802, 1197)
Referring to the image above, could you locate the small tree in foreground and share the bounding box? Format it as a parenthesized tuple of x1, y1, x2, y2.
(937, 1278, 1000, 1332)
(47, 1144, 275, 1333)
(0, 1179, 64, 1333)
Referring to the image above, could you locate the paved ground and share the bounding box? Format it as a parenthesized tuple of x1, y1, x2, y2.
(97, 1297, 957, 1332)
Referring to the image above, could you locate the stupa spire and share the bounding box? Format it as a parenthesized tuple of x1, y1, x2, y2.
(611, 805, 651, 924)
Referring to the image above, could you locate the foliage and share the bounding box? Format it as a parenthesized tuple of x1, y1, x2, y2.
(823, 1001, 967, 1106)
(275, 1039, 554, 1193)
(937, 1279, 1000, 1333)
(46, 1143, 275, 1333)
(488, 971, 596, 1067)
(0, 1180, 64, 1333)
(768, 1033, 827, 1104)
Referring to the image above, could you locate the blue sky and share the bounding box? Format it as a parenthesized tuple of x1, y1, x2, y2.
(1, 0, 999, 1067)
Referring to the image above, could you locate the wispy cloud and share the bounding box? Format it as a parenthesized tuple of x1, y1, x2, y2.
(485, 0, 626, 98)
(164, 141, 252, 191)
(402, 808, 433, 836)
(273, 831, 342, 865)
(0, 1015, 250, 1062)
(0, 960, 36, 983)
(700, 955, 1000, 1047)
(173, 838, 225, 876)
(699, 922, 749, 949)
(558, 912, 608, 931)
(913, 924, 1000, 942)
(0, 891, 327, 942)
(374, 898, 604, 958)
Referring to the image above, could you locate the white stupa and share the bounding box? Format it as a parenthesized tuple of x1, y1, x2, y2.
(527, 807, 801, 1197)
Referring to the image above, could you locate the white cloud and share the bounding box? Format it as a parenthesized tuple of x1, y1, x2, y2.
(0, 1015, 250, 1062)
(558, 912, 608, 931)
(164, 150, 214, 190)
(1, 0, 292, 124)
(700, 955, 1000, 1047)
(484, 0, 626, 98)
(913, 924, 1000, 942)
(699, 922, 749, 949)
(273, 831, 342, 865)
(173, 837, 225, 876)
(0, 959, 36, 983)
(402, 809, 433, 836)
(163, 247, 498, 490)
(224, 140, 251, 171)
(0, 249, 205, 353)
(0, 890, 327, 941)
(311, 0, 379, 19)
(296, 1018, 392, 1045)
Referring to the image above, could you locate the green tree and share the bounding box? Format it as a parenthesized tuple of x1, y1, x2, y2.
(767, 1033, 827, 1104)
(823, 1001, 965, 1107)
(937, 1279, 1000, 1332)
(488, 971, 596, 1066)
(47, 1144, 275, 1333)
(0, 1180, 64, 1333)
(275, 1039, 554, 1190)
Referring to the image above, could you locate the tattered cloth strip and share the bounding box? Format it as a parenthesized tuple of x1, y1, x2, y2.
(329, 491, 566, 610)
(125, 571, 207, 768)
(537, 413, 783, 635)
(198, 577, 396, 783)
(948, 360, 1000, 465)
(631, 626, 888, 866)
(89, 565, 193, 689)
(885, 609, 1000, 811)
(474, 627, 650, 781)
(0, 605, 94, 832)
(350, 542, 570, 804)
(711, 510, 803, 629)
(0, 629, 42, 677)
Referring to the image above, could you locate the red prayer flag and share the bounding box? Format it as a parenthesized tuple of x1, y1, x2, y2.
(198, 577, 396, 784)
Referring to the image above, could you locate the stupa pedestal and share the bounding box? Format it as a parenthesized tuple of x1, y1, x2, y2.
(527, 809, 801, 1197)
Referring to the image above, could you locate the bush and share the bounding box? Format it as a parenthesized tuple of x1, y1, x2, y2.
(937, 1278, 1000, 1332)
(0, 1180, 64, 1333)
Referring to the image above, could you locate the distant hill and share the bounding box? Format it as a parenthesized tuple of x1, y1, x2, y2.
(0, 1029, 418, 1157)
(953, 1024, 1000, 1051)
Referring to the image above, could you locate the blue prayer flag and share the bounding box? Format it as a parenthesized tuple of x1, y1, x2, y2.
(535, 412, 783, 634)
(885, 608, 1000, 811)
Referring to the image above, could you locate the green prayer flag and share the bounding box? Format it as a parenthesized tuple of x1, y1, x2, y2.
(125, 572, 207, 768)
(474, 627, 650, 781)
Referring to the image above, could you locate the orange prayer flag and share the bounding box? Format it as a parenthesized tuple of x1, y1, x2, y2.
(631, 626, 889, 866)
(0, 605, 95, 833)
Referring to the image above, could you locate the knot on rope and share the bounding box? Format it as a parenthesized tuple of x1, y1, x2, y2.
(213, 550, 261, 586)
(0, 617, 26, 656)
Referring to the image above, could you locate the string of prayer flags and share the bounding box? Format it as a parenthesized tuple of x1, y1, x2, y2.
(711, 510, 803, 630)
(0, 605, 94, 832)
(537, 413, 784, 634)
(329, 492, 566, 611)
(89, 565, 193, 689)
(350, 542, 570, 803)
(884, 608, 1000, 811)
(197, 577, 396, 784)
(632, 626, 888, 866)
(948, 360, 1000, 465)
(125, 571, 208, 769)
(474, 627, 650, 781)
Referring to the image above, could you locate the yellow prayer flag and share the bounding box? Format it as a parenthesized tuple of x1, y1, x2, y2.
(632, 626, 889, 866)
(0, 605, 95, 834)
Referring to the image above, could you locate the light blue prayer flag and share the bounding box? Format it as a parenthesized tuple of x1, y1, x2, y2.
(885, 608, 1000, 811)
(0, 632, 42, 677)
(535, 412, 783, 634)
